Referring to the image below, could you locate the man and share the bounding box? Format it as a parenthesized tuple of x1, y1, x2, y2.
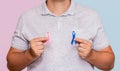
(7, 0, 115, 71)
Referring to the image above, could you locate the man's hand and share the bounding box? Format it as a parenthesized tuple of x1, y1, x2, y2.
(29, 37, 48, 58)
(6, 37, 48, 71)
(74, 38, 92, 59)
(74, 38, 115, 70)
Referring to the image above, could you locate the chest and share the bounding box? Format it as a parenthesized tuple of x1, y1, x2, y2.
(24, 16, 96, 46)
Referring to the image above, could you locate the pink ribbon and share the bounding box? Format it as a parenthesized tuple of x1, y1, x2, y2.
(46, 32, 52, 45)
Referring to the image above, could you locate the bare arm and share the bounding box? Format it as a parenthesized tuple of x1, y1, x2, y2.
(75, 38, 115, 70)
(86, 46, 115, 70)
(7, 37, 48, 71)
(7, 47, 35, 71)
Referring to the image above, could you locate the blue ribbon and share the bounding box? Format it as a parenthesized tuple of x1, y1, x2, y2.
(71, 31, 77, 45)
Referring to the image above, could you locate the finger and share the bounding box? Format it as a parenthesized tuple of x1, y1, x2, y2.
(36, 50, 44, 54)
(39, 50, 44, 53)
(30, 41, 43, 47)
(74, 38, 89, 44)
(32, 37, 48, 43)
(78, 47, 85, 52)
(79, 52, 86, 59)
(36, 46, 44, 49)
(78, 43, 88, 48)
(35, 42, 44, 46)
(79, 52, 84, 56)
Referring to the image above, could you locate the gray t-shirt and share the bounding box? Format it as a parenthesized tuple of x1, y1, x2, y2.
(11, 0, 109, 71)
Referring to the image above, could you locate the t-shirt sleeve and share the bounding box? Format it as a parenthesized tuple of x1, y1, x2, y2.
(11, 16, 29, 50)
(92, 14, 110, 51)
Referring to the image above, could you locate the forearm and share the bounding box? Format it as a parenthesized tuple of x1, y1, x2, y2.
(7, 49, 35, 71)
(85, 49, 115, 70)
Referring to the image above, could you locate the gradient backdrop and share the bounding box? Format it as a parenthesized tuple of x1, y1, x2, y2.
(0, 0, 119, 71)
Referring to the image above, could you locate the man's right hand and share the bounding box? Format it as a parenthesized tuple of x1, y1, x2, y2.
(29, 37, 48, 58)
(6, 37, 48, 71)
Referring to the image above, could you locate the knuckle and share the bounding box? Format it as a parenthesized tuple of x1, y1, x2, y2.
(30, 43, 35, 48)
(41, 46, 44, 49)
(36, 53, 40, 56)
(30, 39, 35, 42)
(78, 47, 80, 51)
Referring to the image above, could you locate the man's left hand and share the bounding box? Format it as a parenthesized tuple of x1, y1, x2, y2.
(74, 38, 93, 59)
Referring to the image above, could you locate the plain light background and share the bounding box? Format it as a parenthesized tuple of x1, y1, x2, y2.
(0, 0, 119, 71)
